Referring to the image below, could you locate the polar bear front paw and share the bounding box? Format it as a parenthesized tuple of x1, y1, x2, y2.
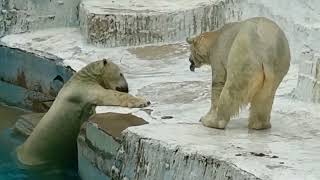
(200, 112, 227, 129)
(127, 96, 150, 108)
(201, 118, 227, 129)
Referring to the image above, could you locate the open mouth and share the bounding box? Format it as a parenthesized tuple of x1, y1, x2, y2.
(190, 64, 195, 72)
(189, 57, 195, 72)
(116, 86, 129, 93)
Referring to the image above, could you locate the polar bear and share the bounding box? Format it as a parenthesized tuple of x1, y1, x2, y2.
(17, 59, 150, 166)
(187, 17, 290, 130)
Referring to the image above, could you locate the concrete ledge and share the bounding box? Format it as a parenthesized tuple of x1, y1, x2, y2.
(0, 44, 74, 110)
(79, 0, 238, 47)
(77, 113, 148, 180)
(0, 0, 80, 37)
(116, 121, 320, 180)
(295, 48, 320, 103)
(13, 113, 44, 137)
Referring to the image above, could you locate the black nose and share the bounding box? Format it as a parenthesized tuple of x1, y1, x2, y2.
(116, 86, 129, 93)
(190, 64, 195, 72)
(189, 57, 195, 72)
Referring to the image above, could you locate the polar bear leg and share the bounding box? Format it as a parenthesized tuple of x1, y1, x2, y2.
(248, 90, 274, 130)
(201, 84, 223, 125)
(90, 86, 150, 108)
(202, 82, 243, 129)
(248, 73, 278, 130)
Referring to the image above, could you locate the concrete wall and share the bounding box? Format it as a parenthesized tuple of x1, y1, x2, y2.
(0, 45, 74, 111)
(0, 0, 80, 37)
(79, 0, 238, 47)
(116, 128, 260, 180)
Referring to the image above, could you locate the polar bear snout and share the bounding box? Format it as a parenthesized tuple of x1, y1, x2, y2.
(116, 86, 129, 93)
(190, 64, 195, 72)
(189, 57, 195, 72)
(116, 85, 129, 93)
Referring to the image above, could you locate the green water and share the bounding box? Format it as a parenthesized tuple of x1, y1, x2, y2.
(0, 104, 80, 180)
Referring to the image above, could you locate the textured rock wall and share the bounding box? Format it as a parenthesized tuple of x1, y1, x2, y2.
(80, 0, 241, 47)
(114, 130, 259, 180)
(0, 45, 74, 110)
(0, 0, 80, 37)
(295, 48, 320, 102)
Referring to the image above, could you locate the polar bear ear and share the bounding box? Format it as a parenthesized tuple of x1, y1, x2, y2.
(103, 59, 108, 66)
(186, 37, 194, 44)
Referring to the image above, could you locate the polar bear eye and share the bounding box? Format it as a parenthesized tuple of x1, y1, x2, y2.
(120, 73, 123, 77)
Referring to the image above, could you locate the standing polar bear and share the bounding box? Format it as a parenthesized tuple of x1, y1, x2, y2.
(187, 17, 290, 130)
(17, 59, 150, 166)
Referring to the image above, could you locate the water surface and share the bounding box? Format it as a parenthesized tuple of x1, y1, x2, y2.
(0, 104, 80, 180)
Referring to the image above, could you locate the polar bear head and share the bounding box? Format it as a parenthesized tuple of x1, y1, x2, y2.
(100, 59, 129, 93)
(80, 59, 129, 93)
(186, 32, 217, 71)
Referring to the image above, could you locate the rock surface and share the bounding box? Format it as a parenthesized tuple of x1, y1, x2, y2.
(118, 118, 320, 180)
(13, 113, 44, 137)
(79, 0, 238, 47)
(0, 0, 80, 37)
(78, 113, 148, 180)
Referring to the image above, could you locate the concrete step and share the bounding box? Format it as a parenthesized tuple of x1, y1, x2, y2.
(77, 113, 147, 180)
(14, 113, 44, 137)
(79, 0, 238, 47)
(0, 0, 80, 37)
(117, 116, 320, 180)
(295, 55, 320, 102)
(0, 41, 74, 111)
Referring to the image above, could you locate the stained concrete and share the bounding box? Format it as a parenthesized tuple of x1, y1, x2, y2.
(0, 0, 80, 37)
(128, 43, 189, 61)
(13, 113, 44, 137)
(89, 113, 148, 139)
(79, 0, 236, 47)
(0, 103, 26, 131)
(120, 119, 320, 180)
(78, 113, 148, 180)
(0, 45, 74, 110)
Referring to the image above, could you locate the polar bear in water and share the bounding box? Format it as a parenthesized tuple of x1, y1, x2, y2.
(17, 59, 150, 166)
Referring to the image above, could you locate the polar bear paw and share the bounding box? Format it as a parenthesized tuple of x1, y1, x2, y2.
(248, 120, 271, 130)
(200, 111, 227, 129)
(201, 118, 227, 129)
(127, 96, 150, 108)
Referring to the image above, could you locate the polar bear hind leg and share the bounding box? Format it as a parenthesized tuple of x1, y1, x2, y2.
(248, 63, 284, 130)
(248, 80, 275, 130)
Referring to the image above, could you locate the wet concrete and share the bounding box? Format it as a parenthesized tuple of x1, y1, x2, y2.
(0, 104, 26, 131)
(77, 113, 148, 180)
(89, 113, 148, 139)
(128, 43, 189, 60)
(79, 0, 234, 47)
(14, 113, 44, 137)
(138, 81, 210, 104)
(0, 45, 74, 111)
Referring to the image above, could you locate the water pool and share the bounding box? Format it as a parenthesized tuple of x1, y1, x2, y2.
(0, 104, 81, 180)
